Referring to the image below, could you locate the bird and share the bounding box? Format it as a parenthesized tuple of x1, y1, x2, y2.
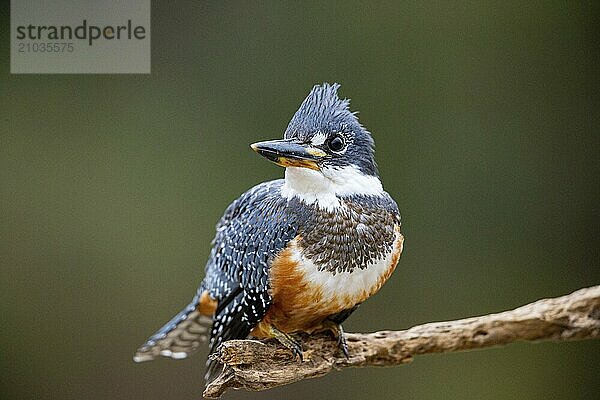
(133, 83, 404, 382)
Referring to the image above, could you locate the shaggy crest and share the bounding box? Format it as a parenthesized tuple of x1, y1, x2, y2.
(285, 83, 362, 140)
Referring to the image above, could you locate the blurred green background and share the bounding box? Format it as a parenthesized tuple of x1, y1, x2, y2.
(1, 1, 599, 399)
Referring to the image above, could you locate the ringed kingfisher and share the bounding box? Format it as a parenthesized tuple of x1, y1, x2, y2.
(134, 83, 404, 382)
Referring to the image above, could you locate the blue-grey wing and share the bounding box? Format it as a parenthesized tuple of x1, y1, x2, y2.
(201, 180, 298, 379)
(134, 180, 297, 373)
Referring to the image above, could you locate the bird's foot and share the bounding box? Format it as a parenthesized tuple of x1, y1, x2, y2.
(268, 325, 303, 361)
(322, 320, 349, 359)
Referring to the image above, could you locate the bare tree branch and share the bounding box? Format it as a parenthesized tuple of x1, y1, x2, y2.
(203, 285, 600, 398)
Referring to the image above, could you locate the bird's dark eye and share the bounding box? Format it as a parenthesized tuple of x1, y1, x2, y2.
(327, 135, 345, 152)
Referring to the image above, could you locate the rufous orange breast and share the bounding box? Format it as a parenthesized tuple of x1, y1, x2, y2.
(251, 224, 403, 338)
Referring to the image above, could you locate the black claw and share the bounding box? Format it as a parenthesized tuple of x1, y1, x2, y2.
(270, 325, 304, 362)
(338, 334, 349, 359)
(293, 346, 304, 362)
(326, 322, 350, 359)
(290, 339, 304, 361)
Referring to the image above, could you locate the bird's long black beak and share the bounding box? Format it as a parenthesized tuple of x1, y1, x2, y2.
(250, 139, 327, 171)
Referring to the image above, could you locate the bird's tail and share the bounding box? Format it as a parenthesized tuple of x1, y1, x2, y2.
(133, 289, 213, 363)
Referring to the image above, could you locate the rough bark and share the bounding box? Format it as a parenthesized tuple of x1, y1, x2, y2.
(203, 285, 600, 398)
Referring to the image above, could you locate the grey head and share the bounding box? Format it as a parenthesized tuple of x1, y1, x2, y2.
(251, 83, 378, 177)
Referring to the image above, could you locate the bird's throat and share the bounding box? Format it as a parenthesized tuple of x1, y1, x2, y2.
(281, 165, 384, 210)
